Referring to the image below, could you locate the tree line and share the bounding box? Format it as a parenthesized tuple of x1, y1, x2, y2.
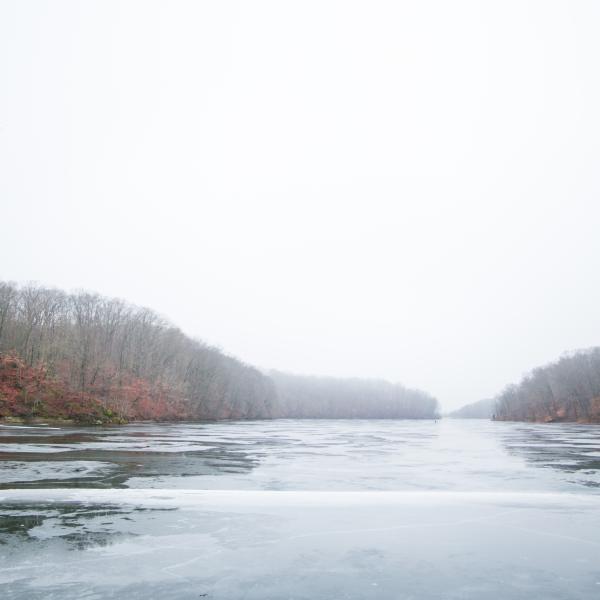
(0, 281, 276, 421)
(270, 371, 438, 419)
(0, 281, 438, 423)
(493, 348, 600, 423)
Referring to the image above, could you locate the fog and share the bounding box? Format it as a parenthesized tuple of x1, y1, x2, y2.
(1, 1, 600, 411)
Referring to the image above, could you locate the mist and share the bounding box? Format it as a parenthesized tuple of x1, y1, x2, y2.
(2, 1, 600, 411)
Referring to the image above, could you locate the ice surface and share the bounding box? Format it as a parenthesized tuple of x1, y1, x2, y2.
(1, 419, 600, 599)
(0, 444, 76, 453)
(0, 461, 116, 484)
(2, 489, 600, 599)
(0, 424, 60, 430)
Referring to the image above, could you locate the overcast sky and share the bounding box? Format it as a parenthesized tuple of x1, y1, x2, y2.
(1, 1, 600, 411)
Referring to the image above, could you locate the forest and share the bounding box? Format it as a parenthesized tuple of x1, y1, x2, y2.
(493, 348, 600, 423)
(0, 281, 438, 423)
(270, 371, 438, 419)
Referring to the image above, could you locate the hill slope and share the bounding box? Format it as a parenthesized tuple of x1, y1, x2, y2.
(0, 281, 438, 423)
(494, 348, 600, 423)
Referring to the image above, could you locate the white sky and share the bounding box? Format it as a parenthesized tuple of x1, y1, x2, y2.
(1, 1, 600, 411)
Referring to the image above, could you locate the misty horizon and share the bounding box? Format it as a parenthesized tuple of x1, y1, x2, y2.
(1, 277, 596, 414)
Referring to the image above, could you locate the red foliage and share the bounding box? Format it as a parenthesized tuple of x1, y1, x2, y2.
(0, 353, 106, 421)
(98, 374, 192, 421)
(0, 354, 35, 415)
(0, 352, 192, 423)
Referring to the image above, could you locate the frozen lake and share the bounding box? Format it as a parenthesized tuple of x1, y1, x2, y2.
(1, 419, 600, 599)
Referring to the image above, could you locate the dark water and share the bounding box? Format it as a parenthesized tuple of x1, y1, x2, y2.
(1, 419, 600, 599)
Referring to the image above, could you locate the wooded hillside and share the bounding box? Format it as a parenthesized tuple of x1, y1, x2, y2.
(0, 281, 276, 422)
(494, 348, 600, 423)
(0, 282, 438, 423)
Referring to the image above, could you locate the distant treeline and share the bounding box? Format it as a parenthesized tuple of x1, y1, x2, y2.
(493, 348, 600, 423)
(448, 398, 494, 419)
(270, 371, 439, 419)
(0, 282, 438, 423)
